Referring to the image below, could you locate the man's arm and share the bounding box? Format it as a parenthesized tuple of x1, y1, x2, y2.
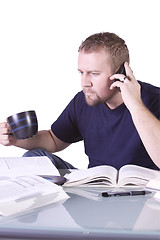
(0, 122, 70, 153)
(129, 102, 160, 168)
(110, 62, 160, 168)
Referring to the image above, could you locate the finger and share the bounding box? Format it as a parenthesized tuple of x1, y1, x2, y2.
(0, 134, 10, 146)
(110, 73, 124, 80)
(0, 122, 9, 134)
(2, 126, 12, 135)
(1, 140, 11, 146)
(110, 74, 129, 84)
(0, 122, 7, 128)
(110, 81, 123, 90)
(124, 62, 135, 81)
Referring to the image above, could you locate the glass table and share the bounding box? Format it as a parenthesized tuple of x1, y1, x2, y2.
(0, 187, 160, 240)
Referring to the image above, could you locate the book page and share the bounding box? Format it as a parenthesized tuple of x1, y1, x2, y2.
(118, 165, 160, 187)
(145, 178, 160, 191)
(0, 175, 69, 216)
(0, 175, 62, 202)
(0, 156, 60, 178)
(0, 192, 69, 217)
(63, 165, 117, 187)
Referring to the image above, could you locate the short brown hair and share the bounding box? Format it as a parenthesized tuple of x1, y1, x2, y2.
(78, 32, 129, 72)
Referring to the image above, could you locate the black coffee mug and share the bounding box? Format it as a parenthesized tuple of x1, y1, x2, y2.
(7, 110, 38, 140)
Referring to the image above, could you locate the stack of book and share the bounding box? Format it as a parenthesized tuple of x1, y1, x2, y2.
(0, 156, 69, 216)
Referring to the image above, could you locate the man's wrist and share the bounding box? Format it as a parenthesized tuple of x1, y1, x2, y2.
(128, 100, 146, 116)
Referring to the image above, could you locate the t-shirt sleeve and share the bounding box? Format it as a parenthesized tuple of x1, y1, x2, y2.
(51, 93, 83, 143)
(141, 81, 160, 120)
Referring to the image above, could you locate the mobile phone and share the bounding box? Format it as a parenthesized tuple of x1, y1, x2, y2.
(116, 63, 126, 75)
(113, 63, 126, 91)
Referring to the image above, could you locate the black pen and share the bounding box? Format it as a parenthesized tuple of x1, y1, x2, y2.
(102, 190, 152, 197)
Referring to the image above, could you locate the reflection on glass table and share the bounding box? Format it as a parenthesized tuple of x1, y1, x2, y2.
(0, 187, 160, 240)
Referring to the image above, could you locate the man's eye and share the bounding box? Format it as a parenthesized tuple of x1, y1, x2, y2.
(91, 72, 99, 76)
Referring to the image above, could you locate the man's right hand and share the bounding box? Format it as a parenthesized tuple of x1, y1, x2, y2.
(0, 122, 17, 146)
(0, 123, 70, 153)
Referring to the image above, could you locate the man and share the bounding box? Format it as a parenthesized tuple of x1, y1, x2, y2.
(0, 32, 160, 170)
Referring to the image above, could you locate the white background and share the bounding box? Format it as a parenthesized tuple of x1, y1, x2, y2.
(0, 0, 159, 168)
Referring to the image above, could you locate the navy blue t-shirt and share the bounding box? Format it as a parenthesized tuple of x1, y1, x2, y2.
(51, 81, 160, 170)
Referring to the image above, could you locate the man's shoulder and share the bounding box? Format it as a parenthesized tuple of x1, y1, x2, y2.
(72, 91, 86, 108)
(139, 81, 160, 115)
(74, 90, 84, 100)
(139, 81, 160, 95)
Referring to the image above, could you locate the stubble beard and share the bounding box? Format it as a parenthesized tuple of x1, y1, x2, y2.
(84, 90, 117, 107)
(84, 92, 104, 106)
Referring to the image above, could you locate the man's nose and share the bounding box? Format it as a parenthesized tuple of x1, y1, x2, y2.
(81, 74, 92, 87)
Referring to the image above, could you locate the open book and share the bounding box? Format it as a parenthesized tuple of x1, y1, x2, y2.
(0, 157, 69, 216)
(63, 164, 160, 188)
(0, 156, 60, 178)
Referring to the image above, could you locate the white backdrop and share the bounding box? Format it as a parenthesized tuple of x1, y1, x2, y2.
(0, 0, 159, 168)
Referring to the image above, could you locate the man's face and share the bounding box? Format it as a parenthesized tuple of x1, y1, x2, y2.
(78, 50, 116, 106)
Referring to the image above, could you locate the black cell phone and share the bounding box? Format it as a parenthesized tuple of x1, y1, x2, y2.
(116, 63, 126, 75)
(113, 63, 126, 91)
